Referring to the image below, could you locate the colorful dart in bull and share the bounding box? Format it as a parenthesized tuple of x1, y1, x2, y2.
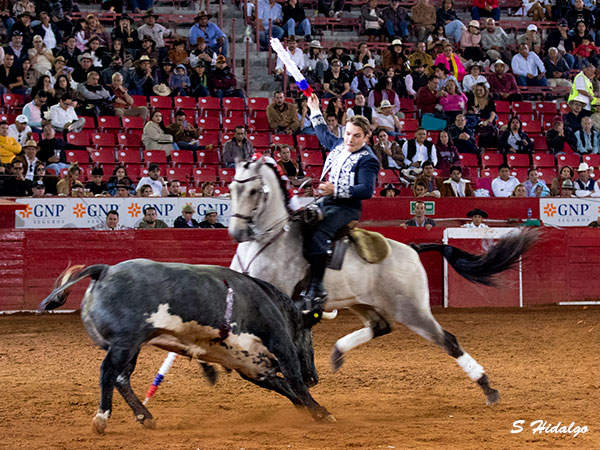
(143, 352, 177, 405)
(270, 37, 313, 97)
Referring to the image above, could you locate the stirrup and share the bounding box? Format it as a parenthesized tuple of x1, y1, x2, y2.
(299, 286, 328, 313)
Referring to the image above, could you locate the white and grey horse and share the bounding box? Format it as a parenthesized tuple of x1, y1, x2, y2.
(228, 158, 537, 405)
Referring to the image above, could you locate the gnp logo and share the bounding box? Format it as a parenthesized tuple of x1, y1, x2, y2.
(128, 203, 142, 218)
(76, 203, 120, 218)
(543, 202, 590, 217)
(18, 204, 32, 218)
(22, 203, 66, 218)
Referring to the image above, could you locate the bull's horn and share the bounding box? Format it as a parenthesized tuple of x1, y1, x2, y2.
(322, 310, 338, 320)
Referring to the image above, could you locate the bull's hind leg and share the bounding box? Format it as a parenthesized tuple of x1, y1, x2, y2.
(331, 305, 391, 372)
(402, 310, 500, 406)
(114, 349, 155, 429)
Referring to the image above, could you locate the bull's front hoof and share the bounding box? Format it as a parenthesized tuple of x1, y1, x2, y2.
(330, 346, 344, 373)
(486, 389, 501, 406)
(324, 414, 337, 423)
(92, 412, 109, 435)
(312, 409, 336, 423)
(141, 418, 156, 429)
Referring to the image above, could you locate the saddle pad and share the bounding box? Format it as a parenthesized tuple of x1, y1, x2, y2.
(349, 228, 391, 264)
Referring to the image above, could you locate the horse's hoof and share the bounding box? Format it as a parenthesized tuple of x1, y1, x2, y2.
(486, 389, 501, 406)
(330, 346, 344, 373)
(142, 418, 156, 429)
(92, 414, 108, 435)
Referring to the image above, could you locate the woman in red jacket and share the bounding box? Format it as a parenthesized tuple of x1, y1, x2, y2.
(471, 0, 500, 22)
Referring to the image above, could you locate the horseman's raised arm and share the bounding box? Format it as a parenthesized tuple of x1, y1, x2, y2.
(306, 93, 341, 151)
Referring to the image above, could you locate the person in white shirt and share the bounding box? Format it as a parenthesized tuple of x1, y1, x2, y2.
(50, 94, 85, 132)
(135, 163, 169, 196)
(462, 208, 489, 228)
(511, 43, 548, 87)
(373, 99, 403, 136)
(92, 210, 130, 230)
(275, 36, 305, 78)
(401, 128, 438, 168)
(574, 162, 600, 197)
(491, 163, 520, 197)
(462, 63, 490, 93)
(8, 115, 32, 146)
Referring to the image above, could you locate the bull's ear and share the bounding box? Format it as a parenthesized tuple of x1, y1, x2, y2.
(302, 309, 322, 328)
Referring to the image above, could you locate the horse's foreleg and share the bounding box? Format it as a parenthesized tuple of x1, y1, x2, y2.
(331, 306, 391, 372)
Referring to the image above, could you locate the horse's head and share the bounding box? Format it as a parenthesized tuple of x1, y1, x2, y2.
(228, 158, 288, 243)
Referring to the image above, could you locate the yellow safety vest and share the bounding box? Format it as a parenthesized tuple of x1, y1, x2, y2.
(568, 72, 600, 107)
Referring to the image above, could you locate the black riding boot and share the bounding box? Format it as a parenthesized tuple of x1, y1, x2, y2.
(301, 253, 328, 312)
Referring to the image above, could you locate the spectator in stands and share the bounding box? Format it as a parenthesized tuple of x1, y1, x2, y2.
(346, 92, 373, 124)
(29, 34, 55, 75)
(190, 63, 210, 98)
(544, 47, 573, 89)
(574, 162, 600, 196)
(572, 34, 600, 68)
(411, 0, 436, 42)
(569, 61, 597, 112)
(80, 14, 111, 50)
(153, 59, 172, 87)
(462, 208, 489, 228)
(142, 110, 177, 155)
(85, 167, 108, 196)
(189, 11, 228, 56)
(131, 55, 155, 96)
(467, 83, 497, 147)
(138, 37, 159, 64)
(115, 181, 132, 197)
(471, 0, 500, 22)
(174, 204, 201, 228)
(448, 114, 479, 154)
(435, 130, 460, 174)
(461, 20, 486, 63)
(20, 139, 38, 181)
(575, 116, 600, 155)
(414, 160, 443, 197)
(327, 43, 352, 70)
(547, 115, 577, 154)
(55, 35, 81, 69)
(165, 110, 202, 151)
(109, 72, 147, 119)
(511, 43, 548, 87)
(221, 126, 253, 167)
(360, 0, 386, 43)
(545, 19, 575, 69)
(566, 0, 594, 37)
(50, 93, 85, 133)
(326, 114, 344, 138)
(434, 43, 466, 82)
(350, 64, 377, 97)
(408, 42, 433, 74)
(275, 36, 305, 81)
(267, 91, 300, 134)
(382, 0, 410, 40)
(368, 76, 400, 113)
(56, 163, 82, 196)
(462, 63, 489, 93)
(323, 59, 352, 100)
(54, 74, 76, 101)
(166, 179, 181, 197)
(480, 19, 512, 65)
(200, 181, 215, 197)
(168, 39, 190, 67)
(325, 97, 347, 126)
(283, 0, 311, 41)
(30, 179, 47, 197)
(523, 167, 550, 197)
(402, 128, 437, 170)
(275, 144, 303, 183)
(137, 9, 170, 60)
(92, 210, 129, 231)
(416, 74, 439, 115)
(134, 163, 168, 197)
(137, 184, 154, 196)
(559, 179, 576, 197)
(442, 165, 474, 197)
(22, 90, 48, 132)
(511, 184, 526, 197)
(258, 0, 285, 50)
(138, 206, 169, 229)
(550, 165, 574, 196)
(318, 0, 345, 18)
(2, 159, 31, 196)
(8, 115, 31, 146)
(401, 200, 436, 229)
(0, 53, 26, 95)
(12, 11, 34, 50)
(380, 183, 401, 197)
(32, 75, 56, 106)
(491, 163, 520, 197)
(564, 97, 590, 132)
(382, 39, 407, 72)
(0, 120, 21, 164)
(436, 0, 465, 44)
(209, 55, 244, 99)
(6, 31, 27, 67)
(499, 117, 534, 155)
(517, 24, 542, 56)
(111, 14, 139, 56)
(373, 100, 402, 135)
(439, 79, 467, 122)
(488, 59, 521, 101)
(37, 124, 91, 173)
(190, 37, 216, 69)
(406, 60, 429, 97)
(199, 210, 226, 228)
(169, 64, 191, 97)
(304, 41, 328, 85)
(72, 52, 94, 84)
(101, 55, 130, 87)
(517, 0, 552, 21)
(372, 127, 404, 169)
(77, 71, 114, 116)
(413, 180, 428, 197)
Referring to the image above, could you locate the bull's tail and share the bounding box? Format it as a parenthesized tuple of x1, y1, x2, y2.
(39, 264, 109, 311)
(410, 229, 538, 286)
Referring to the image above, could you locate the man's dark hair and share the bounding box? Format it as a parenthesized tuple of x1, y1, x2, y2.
(0, 120, 8, 126)
(498, 163, 511, 171)
(167, 179, 180, 187)
(60, 93, 72, 102)
(273, 90, 284, 97)
(36, 90, 48, 98)
(422, 160, 434, 169)
(107, 210, 119, 217)
(234, 125, 245, 132)
(450, 165, 462, 174)
(174, 110, 186, 118)
(143, 206, 156, 215)
(428, 74, 438, 82)
(148, 163, 160, 171)
(527, 167, 537, 175)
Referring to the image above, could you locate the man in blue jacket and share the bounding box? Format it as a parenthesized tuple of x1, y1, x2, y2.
(303, 93, 380, 311)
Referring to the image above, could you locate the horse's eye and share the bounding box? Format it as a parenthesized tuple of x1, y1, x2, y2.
(249, 189, 257, 196)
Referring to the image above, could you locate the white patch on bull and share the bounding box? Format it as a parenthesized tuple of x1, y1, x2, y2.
(146, 303, 277, 379)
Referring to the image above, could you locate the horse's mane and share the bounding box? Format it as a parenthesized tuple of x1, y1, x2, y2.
(243, 159, 291, 211)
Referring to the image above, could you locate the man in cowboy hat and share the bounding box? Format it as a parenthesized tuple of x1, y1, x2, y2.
(462, 61, 489, 93)
(190, 10, 229, 56)
(11, 11, 34, 49)
(560, 179, 576, 197)
(564, 96, 591, 132)
(137, 9, 172, 60)
(574, 162, 600, 197)
(283, 0, 311, 41)
(462, 208, 489, 228)
(174, 204, 201, 228)
(373, 100, 403, 136)
(408, 41, 433, 74)
(487, 59, 520, 101)
(20, 139, 39, 181)
(72, 52, 94, 84)
(323, 59, 352, 99)
(350, 63, 377, 96)
(131, 55, 155, 96)
(380, 183, 401, 197)
(405, 59, 428, 96)
(199, 209, 226, 229)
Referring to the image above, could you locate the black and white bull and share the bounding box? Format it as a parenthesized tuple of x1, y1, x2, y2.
(39, 259, 334, 434)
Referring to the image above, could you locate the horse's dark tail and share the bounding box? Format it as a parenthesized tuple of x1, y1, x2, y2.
(410, 229, 539, 286)
(39, 264, 109, 311)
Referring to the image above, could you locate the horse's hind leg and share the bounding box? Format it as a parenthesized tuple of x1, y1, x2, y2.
(402, 311, 500, 406)
(331, 305, 391, 372)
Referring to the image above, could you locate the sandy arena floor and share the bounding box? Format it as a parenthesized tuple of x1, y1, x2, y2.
(1, 306, 598, 450)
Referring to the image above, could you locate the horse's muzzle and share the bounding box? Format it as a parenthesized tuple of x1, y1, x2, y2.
(228, 223, 254, 243)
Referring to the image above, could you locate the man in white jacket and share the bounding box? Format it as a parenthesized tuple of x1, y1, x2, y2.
(574, 162, 600, 197)
(491, 163, 520, 197)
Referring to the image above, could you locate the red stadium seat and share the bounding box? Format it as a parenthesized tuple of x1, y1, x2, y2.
(582, 154, 600, 168)
(506, 154, 530, 167)
(400, 118, 418, 132)
(378, 170, 399, 185)
(197, 117, 220, 131)
(222, 97, 246, 111)
(479, 168, 494, 178)
(536, 101, 558, 118)
(65, 150, 89, 164)
(218, 168, 235, 183)
(92, 133, 116, 148)
(512, 101, 534, 115)
(521, 121, 541, 134)
(122, 116, 145, 131)
(2, 94, 25, 113)
(143, 150, 168, 164)
(198, 96, 221, 111)
(197, 132, 220, 147)
(536, 167, 557, 181)
(248, 116, 270, 132)
(196, 150, 220, 166)
(116, 149, 142, 165)
(303, 166, 323, 179)
(248, 97, 269, 110)
(399, 97, 415, 112)
(559, 102, 570, 115)
(193, 167, 218, 182)
(166, 166, 192, 180)
(223, 116, 245, 132)
(222, 132, 233, 144)
(531, 136, 548, 151)
(130, 95, 147, 107)
(90, 149, 115, 164)
(97, 116, 121, 131)
(213, 185, 229, 195)
(300, 150, 324, 167)
(149, 96, 173, 109)
(224, 109, 245, 120)
(272, 134, 294, 147)
(511, 168, 528, 180)
(273, 147, 297, 161)
(171, 150, 195, 166)
(481, 153, 504, 168)
(297, 134, 320, 150)
(67, 132, 91, 146)
(474, 177, 492, 192)
(495, 100, 510, 114)
(81, 116, 96, 131)
(174, 96, 197, 110)
(556, 154, 581, 168)
(248, 133, 270, 148)
(458, 153, 478, 167)
(118, 133, 142, 149)
(532, 153, 555, 167)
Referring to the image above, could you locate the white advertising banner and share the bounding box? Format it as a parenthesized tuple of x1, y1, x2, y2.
(539, 198, 600, 227)
(14, 198, 233, 229)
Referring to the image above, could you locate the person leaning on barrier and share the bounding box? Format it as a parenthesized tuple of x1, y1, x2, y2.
(138, 206, 169, 229)
(174, 204, 201, 228)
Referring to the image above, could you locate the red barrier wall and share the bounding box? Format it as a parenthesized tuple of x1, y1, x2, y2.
(1, 228, 598, 311)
